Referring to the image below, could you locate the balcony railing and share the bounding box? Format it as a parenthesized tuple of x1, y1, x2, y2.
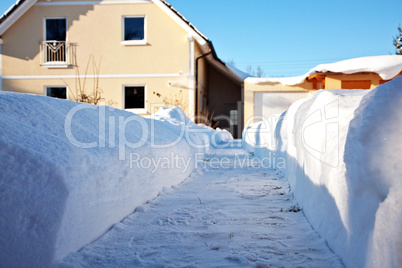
(41, 41, 73, 68)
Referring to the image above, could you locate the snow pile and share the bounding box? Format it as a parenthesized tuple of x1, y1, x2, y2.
(209, 127, 233, 145)
(344, 78, 402, 267)
(260, 77, 402, 267)
(276, 89, 368, 268)
(246, 55, 402, 86)
(0, 93, 200, 267)
(150, 106, 233, 149)
(242, 114, 282, 158)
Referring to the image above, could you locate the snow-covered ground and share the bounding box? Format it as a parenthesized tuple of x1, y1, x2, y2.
(59, 148, 343, 267)
(2, 76, 401, 267)
(0, 93, 229, 267)
(243, 77, 402, 267)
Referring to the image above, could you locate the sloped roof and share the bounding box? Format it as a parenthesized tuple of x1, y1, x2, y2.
(0, 0, 36, 36)
(0, 0, 25, 24)
(153, 0, 243, 82)
(225, 62, 252, 80)
(0, 0, 206, 39)
(158, 0, 208, 42)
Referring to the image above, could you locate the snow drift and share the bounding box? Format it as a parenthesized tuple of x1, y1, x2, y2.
(151, 106, 233, 149)
(344, 78, 402, 267)
(0, 93, 209, 267)
(242, 114, 282, 158)
(244, 77, 402, 267)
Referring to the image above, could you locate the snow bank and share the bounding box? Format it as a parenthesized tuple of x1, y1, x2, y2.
(0, 93, 199, 267)
(344, 78, 402, 267)
(277, 88, 368, 268)
(246, 55, 402, 86)
(242, 114, 282, 158)
(213, 127, 233, 145)
(150, 106, 233, 149)
(248, 77, 402, 267)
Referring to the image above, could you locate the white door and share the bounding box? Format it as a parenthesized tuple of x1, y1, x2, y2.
(254, 91, 310, 121)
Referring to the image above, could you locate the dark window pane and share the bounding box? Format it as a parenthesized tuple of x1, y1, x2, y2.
(47, 87, 67, 99)
(46, 19, 66, 41)
(125, 86, 145, 109)
(230, 110, 238, 125)
(124, 17, 144, 41)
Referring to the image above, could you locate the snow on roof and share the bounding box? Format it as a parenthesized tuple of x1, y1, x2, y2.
(246, 75, 307, 86)
(224, 62, 252, 80)
(246, 55, 402, 86)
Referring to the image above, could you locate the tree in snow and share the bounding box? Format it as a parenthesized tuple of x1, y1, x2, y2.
(394, 26, 402, 55)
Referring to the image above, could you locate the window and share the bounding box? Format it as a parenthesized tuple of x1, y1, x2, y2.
(46, 87, 67, 99)
(45, 18, 66, 41)
(124, 86, 146, 113)
(43, 18, 68, 67)
(230, 110, 238, 126)
(122, 16, 146, 45)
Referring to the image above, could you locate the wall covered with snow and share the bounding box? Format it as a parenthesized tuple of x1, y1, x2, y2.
(245, 77, 402, 267)
(0, 93, 212, 267)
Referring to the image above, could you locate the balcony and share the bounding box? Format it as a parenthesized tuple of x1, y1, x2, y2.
(40, 41, 73, 68)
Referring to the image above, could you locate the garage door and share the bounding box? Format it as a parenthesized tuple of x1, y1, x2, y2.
(254, 91, 310, 121)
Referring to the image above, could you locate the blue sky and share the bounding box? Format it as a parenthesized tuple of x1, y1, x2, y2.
(1, 0, 402, 77)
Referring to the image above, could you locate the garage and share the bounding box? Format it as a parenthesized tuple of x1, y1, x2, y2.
(254, 91, 311, 121)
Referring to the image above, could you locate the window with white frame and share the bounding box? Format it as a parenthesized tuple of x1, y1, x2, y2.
(46, 86, 67, 99)
(122, 16, 146, 45)
(124, 85, 146, 113)
(43, 18, 69, 67)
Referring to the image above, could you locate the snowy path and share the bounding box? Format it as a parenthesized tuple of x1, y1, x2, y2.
(60, 148, 344, 267)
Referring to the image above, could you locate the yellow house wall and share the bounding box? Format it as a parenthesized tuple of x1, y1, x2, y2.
(3, 77, 185, 113)
(244, 80, 313, 125)
(1, 0, 195, 115)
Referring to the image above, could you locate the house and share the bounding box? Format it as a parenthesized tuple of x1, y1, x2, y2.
(0, 0, 244, 138)
(244, 55, 402, 124)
